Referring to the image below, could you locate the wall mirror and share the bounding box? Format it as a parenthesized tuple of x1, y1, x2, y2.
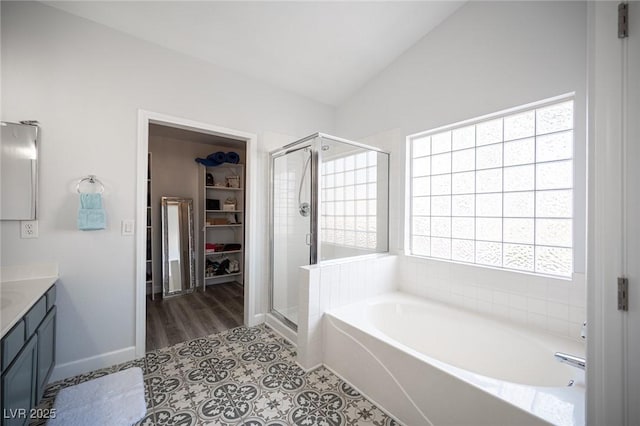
(161, 197, 196, 297)
(1, 122, 39, 220)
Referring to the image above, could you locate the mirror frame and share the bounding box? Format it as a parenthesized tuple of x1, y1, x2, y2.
(0, 121, 39, 220)
(161, 196, 196, 298)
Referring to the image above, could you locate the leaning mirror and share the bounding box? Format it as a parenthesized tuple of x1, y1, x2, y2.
(1, 122, 39, 220)
(161, 197, 196, 297)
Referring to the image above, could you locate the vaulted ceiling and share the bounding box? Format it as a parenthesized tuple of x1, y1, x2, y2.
(44, 1, 464, 106)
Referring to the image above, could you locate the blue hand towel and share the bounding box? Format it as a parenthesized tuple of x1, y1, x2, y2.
(78, 193, 106, 231)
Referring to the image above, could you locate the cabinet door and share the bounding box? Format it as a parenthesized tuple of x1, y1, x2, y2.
(1, 335, 37, 426)
(36, 307, 56, 402)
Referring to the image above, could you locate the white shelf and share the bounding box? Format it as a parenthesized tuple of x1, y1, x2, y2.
(147, 152, 155, 301)
(205, 249, 243, 256)
(203, 161, 245, 291)
(204, 272, 243, 280)
(205, 186, 243, 191)
(205, 163, 244, 169)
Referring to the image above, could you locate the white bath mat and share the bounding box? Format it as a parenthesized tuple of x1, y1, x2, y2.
(48, 367, 146, 426)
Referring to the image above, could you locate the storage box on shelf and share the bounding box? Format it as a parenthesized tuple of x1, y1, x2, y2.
(203, 163, 245, 289)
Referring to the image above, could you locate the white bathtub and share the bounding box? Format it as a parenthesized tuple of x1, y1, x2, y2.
(323, 292, 585, 426)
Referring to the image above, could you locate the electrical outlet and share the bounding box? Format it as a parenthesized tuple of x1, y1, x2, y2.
(21, 220, 38, 239)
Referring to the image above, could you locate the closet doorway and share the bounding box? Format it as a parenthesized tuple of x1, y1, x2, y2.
(135, 112, 258, 356)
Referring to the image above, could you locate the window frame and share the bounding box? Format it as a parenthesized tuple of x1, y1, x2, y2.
(406, 93, 576, 278)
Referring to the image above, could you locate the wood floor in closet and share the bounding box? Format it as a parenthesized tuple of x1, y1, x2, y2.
(145, 282, 244, 351)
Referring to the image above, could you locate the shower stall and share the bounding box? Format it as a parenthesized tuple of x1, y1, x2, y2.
(269, 133, 390, 330)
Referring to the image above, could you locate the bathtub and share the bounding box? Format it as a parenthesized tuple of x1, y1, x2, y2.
(323, 292, 585, 426)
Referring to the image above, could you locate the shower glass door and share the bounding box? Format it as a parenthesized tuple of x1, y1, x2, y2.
(271, 145, 313, 329)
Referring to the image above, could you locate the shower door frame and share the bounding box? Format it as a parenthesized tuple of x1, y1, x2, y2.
(268, 132, 391, 331)
(269, 141, 319, 331)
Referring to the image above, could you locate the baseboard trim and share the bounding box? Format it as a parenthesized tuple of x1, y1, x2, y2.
(49, 346, 137, 383)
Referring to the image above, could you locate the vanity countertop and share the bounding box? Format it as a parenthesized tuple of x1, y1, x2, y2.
(1, 276, 58, 339)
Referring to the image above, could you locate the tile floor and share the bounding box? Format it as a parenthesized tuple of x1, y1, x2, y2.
(34, 324, 400, 425)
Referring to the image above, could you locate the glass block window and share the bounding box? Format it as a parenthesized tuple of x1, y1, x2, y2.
(409, 98, 574, 277)
(321, 151, 378, 249)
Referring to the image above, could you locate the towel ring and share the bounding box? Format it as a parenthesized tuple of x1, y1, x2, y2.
(76, 175, 105, 194)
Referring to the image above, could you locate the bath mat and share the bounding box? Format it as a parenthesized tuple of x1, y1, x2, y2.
(48, 367, 145, 426)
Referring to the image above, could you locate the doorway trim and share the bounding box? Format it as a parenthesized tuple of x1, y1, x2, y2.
(135, 110, 259, 358)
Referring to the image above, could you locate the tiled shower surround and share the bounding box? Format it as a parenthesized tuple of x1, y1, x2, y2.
(34, 325, 399, 426)
(298, 255, 398, 369)
(400, 256, 587, 341)
(296, 253, 585, 371)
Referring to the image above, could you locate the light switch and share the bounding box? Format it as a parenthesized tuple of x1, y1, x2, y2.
(121, 220, 135, 236)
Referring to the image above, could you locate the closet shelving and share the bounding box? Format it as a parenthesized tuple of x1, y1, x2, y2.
(146, 152, 155, 300)
(202, 163, 245, 290)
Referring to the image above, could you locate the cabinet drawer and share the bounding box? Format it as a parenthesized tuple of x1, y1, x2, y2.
(24, 297, 46, 337)
(1, 320, 25, 371)
(46, 286, 56, 311)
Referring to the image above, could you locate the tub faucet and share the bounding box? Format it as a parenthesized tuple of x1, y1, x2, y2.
(554, 352, 586, 370)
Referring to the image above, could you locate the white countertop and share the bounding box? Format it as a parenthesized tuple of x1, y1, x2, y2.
(1, 276, 58, 339)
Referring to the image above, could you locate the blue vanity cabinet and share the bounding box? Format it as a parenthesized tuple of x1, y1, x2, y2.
(1, 335, 37, 426)
(1, 284, 57, 426)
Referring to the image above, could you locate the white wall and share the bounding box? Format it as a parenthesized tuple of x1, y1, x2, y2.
(0, 1, 333, 379)
(335, 1, 588, 333)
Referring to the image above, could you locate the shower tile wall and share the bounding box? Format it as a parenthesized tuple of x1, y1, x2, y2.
(297, 255, 398, 370)
(400, 256, 586, 341)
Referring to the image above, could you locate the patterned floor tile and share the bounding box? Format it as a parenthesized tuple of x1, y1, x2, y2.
(198, 382, 260, 423)
(288, 389, 346, 426)
(138, 407, 198, 426)
(250, 389, 294, 421)
(306, 367, 342, 393)
(344, 398, 388, 425)
(38, 324, 400, 425)
(261, 362, 307, 393)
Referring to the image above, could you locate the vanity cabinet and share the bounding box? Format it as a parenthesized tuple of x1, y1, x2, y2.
(1, 336, 37, 426)
(1, 285, 56, 426)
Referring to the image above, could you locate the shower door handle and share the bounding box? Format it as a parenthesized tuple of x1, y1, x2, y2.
(305, 233, 312, 246)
